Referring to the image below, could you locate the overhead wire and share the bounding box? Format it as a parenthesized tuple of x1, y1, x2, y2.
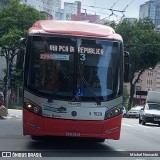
(84, 0, 155, 72)
(110, 0, 121, 9)
(123, 0, 137, 11)
(64, 0, 137, 24)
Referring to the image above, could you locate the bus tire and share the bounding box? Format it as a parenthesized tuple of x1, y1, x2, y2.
(31, 136, 42, 141)
(93, 138, 105, 142)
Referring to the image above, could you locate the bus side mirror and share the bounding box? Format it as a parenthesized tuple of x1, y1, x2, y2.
(124, 51, 132, 83)
(20, 37, 26, 45)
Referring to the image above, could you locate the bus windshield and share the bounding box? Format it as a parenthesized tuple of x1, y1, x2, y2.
(25, 36, 123, 101)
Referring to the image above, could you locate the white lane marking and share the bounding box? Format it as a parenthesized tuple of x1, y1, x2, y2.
(122, 123, 160, 133)
(114, 149, 126, 151)
(122, 123, 134, 127)
(122, 123, 148, 132)
(133, 124, 151, 129)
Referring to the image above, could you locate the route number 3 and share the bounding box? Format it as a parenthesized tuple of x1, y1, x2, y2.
(80, 54, 86, 61)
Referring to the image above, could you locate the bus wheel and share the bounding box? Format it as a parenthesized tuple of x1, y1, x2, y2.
(31, 136, 42, 141)
(93, 138, 105, 142)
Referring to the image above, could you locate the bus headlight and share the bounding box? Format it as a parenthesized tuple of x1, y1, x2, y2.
(105, 106, 122, 119)
(25, 102, 42, 116)
(27, 104, 32, 108)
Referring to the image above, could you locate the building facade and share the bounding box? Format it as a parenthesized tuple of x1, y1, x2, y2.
(63, 1, 78, 20)
(69, 1, 100, 23)
(125, 64, 160, 106)
(139, 0, 160, 27)
(19, 0, 62, 20)
(19, 0, 100, 22)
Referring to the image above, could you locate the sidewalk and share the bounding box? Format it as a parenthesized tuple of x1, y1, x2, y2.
(6, 109, 22, 119)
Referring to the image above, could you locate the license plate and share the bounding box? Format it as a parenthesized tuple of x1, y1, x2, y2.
(154, 118, 160, 121)
(65, 131, 81, 137)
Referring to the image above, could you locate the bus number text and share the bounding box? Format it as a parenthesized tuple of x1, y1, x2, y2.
(89, 112, 102, 116)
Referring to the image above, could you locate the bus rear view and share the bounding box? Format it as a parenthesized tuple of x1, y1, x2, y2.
(22, 20, 129, 142)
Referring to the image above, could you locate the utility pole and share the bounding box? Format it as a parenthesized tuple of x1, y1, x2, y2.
(83, 9, 87, 20)
(5, 48, 11, 112)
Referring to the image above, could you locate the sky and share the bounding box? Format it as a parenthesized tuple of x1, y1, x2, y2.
(62, 0, 148, 20)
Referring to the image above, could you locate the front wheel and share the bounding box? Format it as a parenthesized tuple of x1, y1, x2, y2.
(92, 138, 105, 142)
(31, 136, 43, 141)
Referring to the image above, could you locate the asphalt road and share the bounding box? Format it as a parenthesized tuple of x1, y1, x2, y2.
(0, 117, 160, 160)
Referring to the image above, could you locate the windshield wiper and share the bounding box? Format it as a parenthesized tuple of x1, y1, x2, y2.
(80, 76, 101, 106)
(48, 74, 71, 102)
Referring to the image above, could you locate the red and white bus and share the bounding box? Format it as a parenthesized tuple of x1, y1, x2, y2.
(22, 20, 130, 142)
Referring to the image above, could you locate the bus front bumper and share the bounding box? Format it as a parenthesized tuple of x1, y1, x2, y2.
(23, 109, 122, 140)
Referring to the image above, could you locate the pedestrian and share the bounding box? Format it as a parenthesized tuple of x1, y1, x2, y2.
(0, 92, 7, 119)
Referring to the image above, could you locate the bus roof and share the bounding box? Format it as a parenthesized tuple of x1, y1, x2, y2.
(28, 20, 123, 41)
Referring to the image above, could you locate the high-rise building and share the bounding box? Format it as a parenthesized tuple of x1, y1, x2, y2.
(63, 1, 80, 20)
(139, 0, 160, 27)
(63, 1, 100, 23)
(19, 0, 62, 20)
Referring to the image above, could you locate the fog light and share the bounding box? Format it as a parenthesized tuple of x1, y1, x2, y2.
(33, 107, 39, 113)
(109, 112, 113, 117)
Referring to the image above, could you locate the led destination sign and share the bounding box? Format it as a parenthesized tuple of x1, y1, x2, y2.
(50, 45, 75, 53)
(49, 44, 103, 55)
(40, 44, 103, 60)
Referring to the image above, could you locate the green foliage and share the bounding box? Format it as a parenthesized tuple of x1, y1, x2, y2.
(116, 18, 160, 75)
(0, 28, 23, 46)
(0, 0, 46, 104)
(0, 0, 46, 47)
(123, 86, 129, 108)
(8, 103, 22, 109)
(12, 67, 23, 89)
(109, 18, 160, 109)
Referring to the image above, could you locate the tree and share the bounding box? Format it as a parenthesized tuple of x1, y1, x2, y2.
(115, 18, 160, 110)
(123, 86, 129, 109)
(0, 0, 46, 105)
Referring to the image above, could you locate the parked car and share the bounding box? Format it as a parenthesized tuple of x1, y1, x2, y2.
(126, 106, 143, 118)
(139, 91, 160, 125)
